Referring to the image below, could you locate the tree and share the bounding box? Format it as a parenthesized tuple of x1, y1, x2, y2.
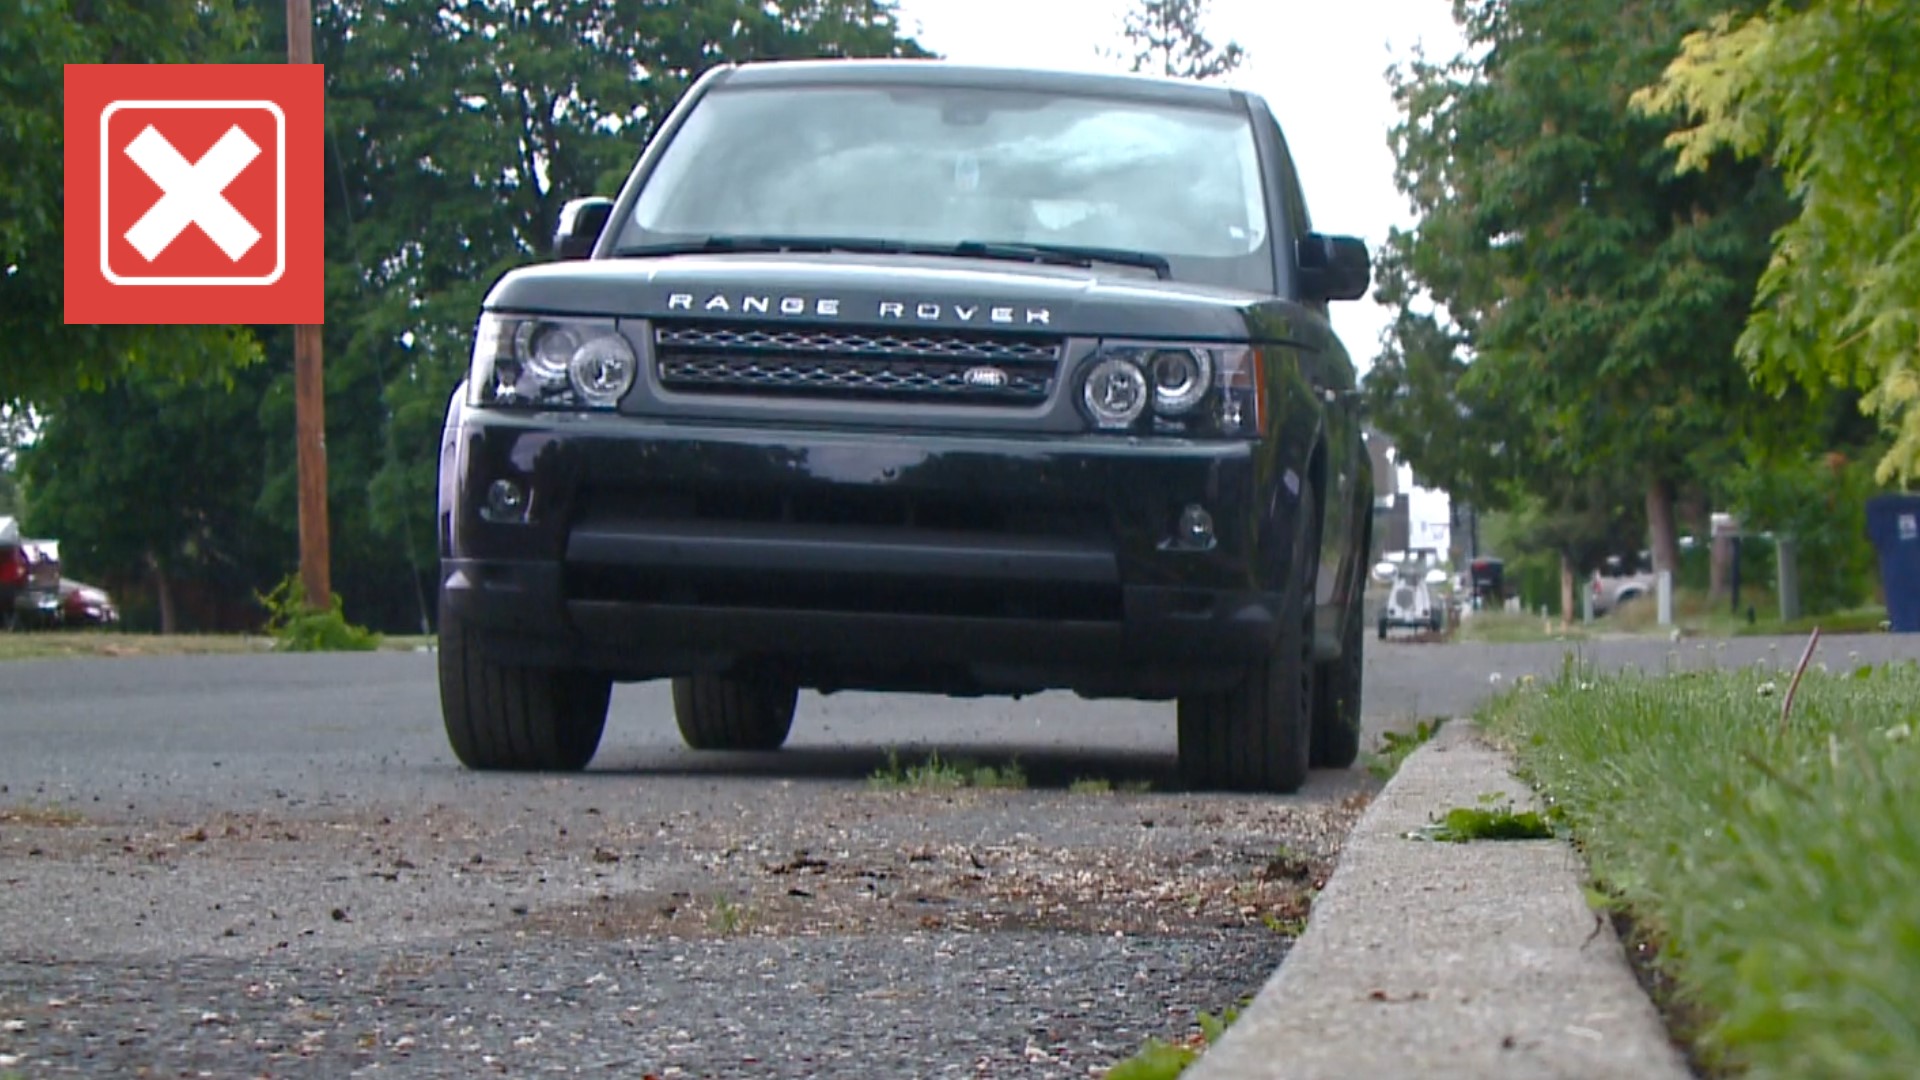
(0, 407, 33, 518)
(305, 0, 931, 594)
(19, 367, 283, 633)
(0, 0, 261, 405)
(1633, 0, 1920, 486)
(8, 0, 932, 631)
(1367, 0, 1793, 578)
(1116, 0, 1245, 81)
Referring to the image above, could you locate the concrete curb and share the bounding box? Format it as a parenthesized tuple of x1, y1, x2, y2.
(1187, 721, 1691, 1080)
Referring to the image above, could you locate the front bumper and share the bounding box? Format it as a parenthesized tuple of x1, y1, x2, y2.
(441, 409, 1311, 696)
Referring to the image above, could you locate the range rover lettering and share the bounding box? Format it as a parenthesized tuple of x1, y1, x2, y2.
(436, 59, 1376, 793)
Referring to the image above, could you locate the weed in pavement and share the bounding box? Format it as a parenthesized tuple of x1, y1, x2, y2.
(1104, 1006, 1240, 1080)
(1480, 655, 1920, 1079)
(259, 575, 382, 652)
(707, 894, 752, 935)
(868, 750, 1028, 791)
(1366, 718, 1445, 781)
(1412, 803, 1554, 842)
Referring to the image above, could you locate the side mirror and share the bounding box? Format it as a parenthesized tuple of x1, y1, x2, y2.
(552, 196, 614, 260)
(1297, 233, 1371, 302)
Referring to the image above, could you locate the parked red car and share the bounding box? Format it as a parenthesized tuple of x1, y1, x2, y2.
(59, 579, 120, 627)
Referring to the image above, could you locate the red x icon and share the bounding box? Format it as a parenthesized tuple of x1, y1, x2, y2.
(65, 64, 324, 325)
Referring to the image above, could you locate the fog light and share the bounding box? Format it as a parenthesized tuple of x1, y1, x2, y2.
(1178, 504, 1215, 549)
(484, 479, 528, 522)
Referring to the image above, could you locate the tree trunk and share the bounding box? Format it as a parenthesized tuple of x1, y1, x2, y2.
(1645, 478, 1681, 578)
(1709, 524, 1734, 604)
(147, 551, 177, 635)
(1559, 551, 1576, 630)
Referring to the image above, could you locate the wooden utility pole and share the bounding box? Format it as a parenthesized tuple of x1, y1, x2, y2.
(287, 0, 330, 610)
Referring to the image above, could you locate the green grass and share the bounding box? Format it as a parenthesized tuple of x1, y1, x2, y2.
(1608, 588, 1889, 639)
(1732, 606, 1891, 638)
(0, 631, 436, 662)
(868, 750, 1028, 791)
(0, 632, 272, 661)
(1451, 611, 1591, 644)
(1480, 657, 1920, 1079)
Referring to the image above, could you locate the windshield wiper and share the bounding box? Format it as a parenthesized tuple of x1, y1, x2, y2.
(950, 241, 1172, 280)
(613, 235, 1172, 279)
(612, 235, 922, 258)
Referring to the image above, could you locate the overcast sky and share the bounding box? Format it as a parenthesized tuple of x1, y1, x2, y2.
(890, 0, 1465, 541)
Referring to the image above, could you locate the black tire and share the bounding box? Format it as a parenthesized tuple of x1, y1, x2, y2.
(672, 674, 798, 751)
(1177, 483, 1317, 794)
(437, 599, 611, 772)
(1311, 598, 1365, 769)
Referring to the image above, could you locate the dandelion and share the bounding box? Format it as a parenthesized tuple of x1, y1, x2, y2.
(1757, 681, 1778, 697)
(1887, 724, 1912, 743)
(1489, 672, 1504, 685)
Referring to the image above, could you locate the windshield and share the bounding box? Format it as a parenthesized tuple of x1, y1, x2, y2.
(619, 83, 1274, 292)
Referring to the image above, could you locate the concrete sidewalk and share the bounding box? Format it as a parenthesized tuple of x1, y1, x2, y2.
(1189, 722, 1691, 1080)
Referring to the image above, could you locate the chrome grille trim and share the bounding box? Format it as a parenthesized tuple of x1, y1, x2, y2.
(653, 321, 1062, 404)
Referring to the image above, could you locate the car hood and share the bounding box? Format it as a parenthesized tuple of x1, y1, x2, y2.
(482, 252, 1328, 344)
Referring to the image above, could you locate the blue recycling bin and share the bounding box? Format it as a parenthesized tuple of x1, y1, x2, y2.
(1866, 495, 1920, 633)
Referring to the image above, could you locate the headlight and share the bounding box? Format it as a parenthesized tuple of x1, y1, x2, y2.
(1077, 342, 1263, 437)
(469, 313, 638, 410)
(1082, 356, 1149, 429)
(1146, 348, 1211, 414)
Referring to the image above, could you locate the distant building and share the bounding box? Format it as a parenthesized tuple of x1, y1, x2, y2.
(1364, 429, 1409, 558)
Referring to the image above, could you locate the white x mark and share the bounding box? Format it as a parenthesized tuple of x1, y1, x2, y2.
(122, 124, 262, 263)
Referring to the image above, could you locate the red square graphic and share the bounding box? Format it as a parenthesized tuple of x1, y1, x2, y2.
(64, 64, 324, 325)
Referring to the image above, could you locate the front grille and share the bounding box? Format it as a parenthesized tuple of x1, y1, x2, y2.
(654, 322, 1062, 405)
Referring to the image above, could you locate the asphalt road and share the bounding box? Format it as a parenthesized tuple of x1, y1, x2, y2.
(1, 631, 1912, 1077)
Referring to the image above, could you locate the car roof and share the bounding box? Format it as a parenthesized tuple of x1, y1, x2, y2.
(713, 58, 1255, 112)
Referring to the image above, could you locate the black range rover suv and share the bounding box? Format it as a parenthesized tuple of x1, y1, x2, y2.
(437, 59, 1376, 793)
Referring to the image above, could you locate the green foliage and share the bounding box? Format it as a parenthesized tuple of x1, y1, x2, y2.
(1368, 0, 1798, 568)
(1367, 718, 1443, 781)
(314, 0, 932, 578)
(1483, 661, 1920, 1077)
(1104, 1008, 1240, 1079)
(0, 0, 263, 405)
(18, 367, 284, 629)
(1635, 0, 1920, 485)
(1414, 804, 1554, 842)
(8, 0, 929, 630)
(1722, 450, 1884, 613)
(1115, 0, 1244, 81)
(258, 574, 381, 652)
